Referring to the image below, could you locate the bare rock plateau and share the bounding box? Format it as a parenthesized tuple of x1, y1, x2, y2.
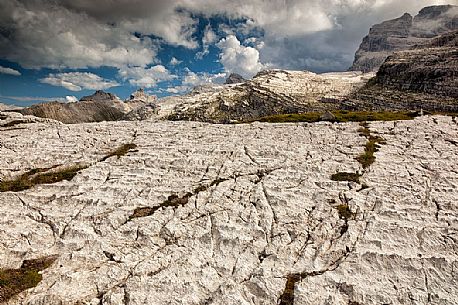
(0, 112, 457, 304)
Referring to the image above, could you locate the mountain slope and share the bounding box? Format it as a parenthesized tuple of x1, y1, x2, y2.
(350, 5, 457, 72)
(19, 90, 156, 124)
(161, 70, 374, 123)
(349, 30, 458, 112)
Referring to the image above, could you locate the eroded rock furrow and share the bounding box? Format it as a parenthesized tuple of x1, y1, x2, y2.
(0, 114, 457, 304)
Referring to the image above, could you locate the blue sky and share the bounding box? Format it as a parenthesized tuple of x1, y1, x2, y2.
(0, 16, 244, 106)
(0, 0, 449, 107)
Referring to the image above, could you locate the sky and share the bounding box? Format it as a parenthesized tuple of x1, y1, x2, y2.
(0, 0, 454, 106)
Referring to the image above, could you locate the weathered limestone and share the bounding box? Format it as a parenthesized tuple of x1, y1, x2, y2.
(350, 5, 457, 72)
(161, 70, 374, 123)
(0, 113, 457, 304)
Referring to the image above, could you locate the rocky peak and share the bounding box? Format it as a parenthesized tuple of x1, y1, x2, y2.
(417, 5, 456, 19)
(368, 13, 412, 38)
(128, 88, 157, 103)
(80, 90, 120, 102)
(224, 73, 246, 84)
(350, 5, 457, 72)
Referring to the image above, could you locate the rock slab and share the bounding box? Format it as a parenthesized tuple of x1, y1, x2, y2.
(0, 113, 457, 304)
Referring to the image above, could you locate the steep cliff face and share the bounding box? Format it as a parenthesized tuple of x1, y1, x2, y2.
(349, 30, 458, 112)
(375, 36, 457, 98)
(350, 5, 457, 72)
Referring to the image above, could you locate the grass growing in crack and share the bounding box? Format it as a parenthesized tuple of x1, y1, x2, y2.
(336, 204, 355, 221)
(0, 165, 88, 192)
(100, 143, 137, 162)
(246, 110, 418, 124)
(356, 122, 386, 169)
(129, 178, 229, 221)
(278, 274, 302, 305)
(129, 193, 192, 220)
(330, 172, 361, 183)
(0, 256, 56, 302)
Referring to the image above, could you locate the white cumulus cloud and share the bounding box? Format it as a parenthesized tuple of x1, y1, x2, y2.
(196, 24, 218, 59)
(170, 57, 182, 66)
(0, 66, 21, 76)
(118, 65, 176, 88)
(39, 72, 119, 91)
(217, 35, 265, 78)
(0, 0, 453, 75)
(65, 96, 78, 103)
(182, 69, 227, 86)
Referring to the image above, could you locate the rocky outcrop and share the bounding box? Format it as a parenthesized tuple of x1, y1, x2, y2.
(0, 111, 60, 128)
(350, 5, 457, 72)
(0, 112, 457, 304)
(348, 30, 458, 112)
(20, 100, 126, 124)
(161, 70, 374, 123)
(224, 73, 246, 84)
(80, 90, 120, 103)
(123, 104, 158, 121)
(19, 90, 154, 124)
(126, 88, 157, 104)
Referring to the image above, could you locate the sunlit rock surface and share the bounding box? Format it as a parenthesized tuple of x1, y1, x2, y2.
(0, 113, 457, 304)
(159, 70, 374, 123)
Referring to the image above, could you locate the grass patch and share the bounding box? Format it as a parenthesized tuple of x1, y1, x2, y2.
(129, 192, 193, 220)
(331, 172, 361, 183)
(0, 165, 87, 192)
(100, 143, 137, 162)
(129, 178, 229, 221)
(0, 256, 57, 302)
(356, 136, 384, 168)
(356, 122, 386, 169)
(246, 110, 418, 124)
(336, 204, 355, 221)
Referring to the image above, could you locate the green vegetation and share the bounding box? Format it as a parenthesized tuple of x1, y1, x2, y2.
(330, 172, 361, 183)
(130, 192, 193, 220)
(336, 204, 355, 221)
(0, 164, 88, 192)
(246, 110, 419, 124)
(0, 256, 56, 302)
(356, 122, 386, 168)
(100, 143, 138, 161)
(129, 178, 229, 221)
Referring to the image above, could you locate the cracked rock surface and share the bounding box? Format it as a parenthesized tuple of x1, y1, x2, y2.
(0, 114, 457, 304)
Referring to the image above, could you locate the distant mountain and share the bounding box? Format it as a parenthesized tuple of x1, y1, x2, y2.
(80, 90, 120, 102)
(348, 30, 458, 112)
(19, 90, 156, 124)
(224, 73, 246, 84)
(350, 5, 458, 72)
(20, 100, 125, 124)
(0, 102, 22, 111)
